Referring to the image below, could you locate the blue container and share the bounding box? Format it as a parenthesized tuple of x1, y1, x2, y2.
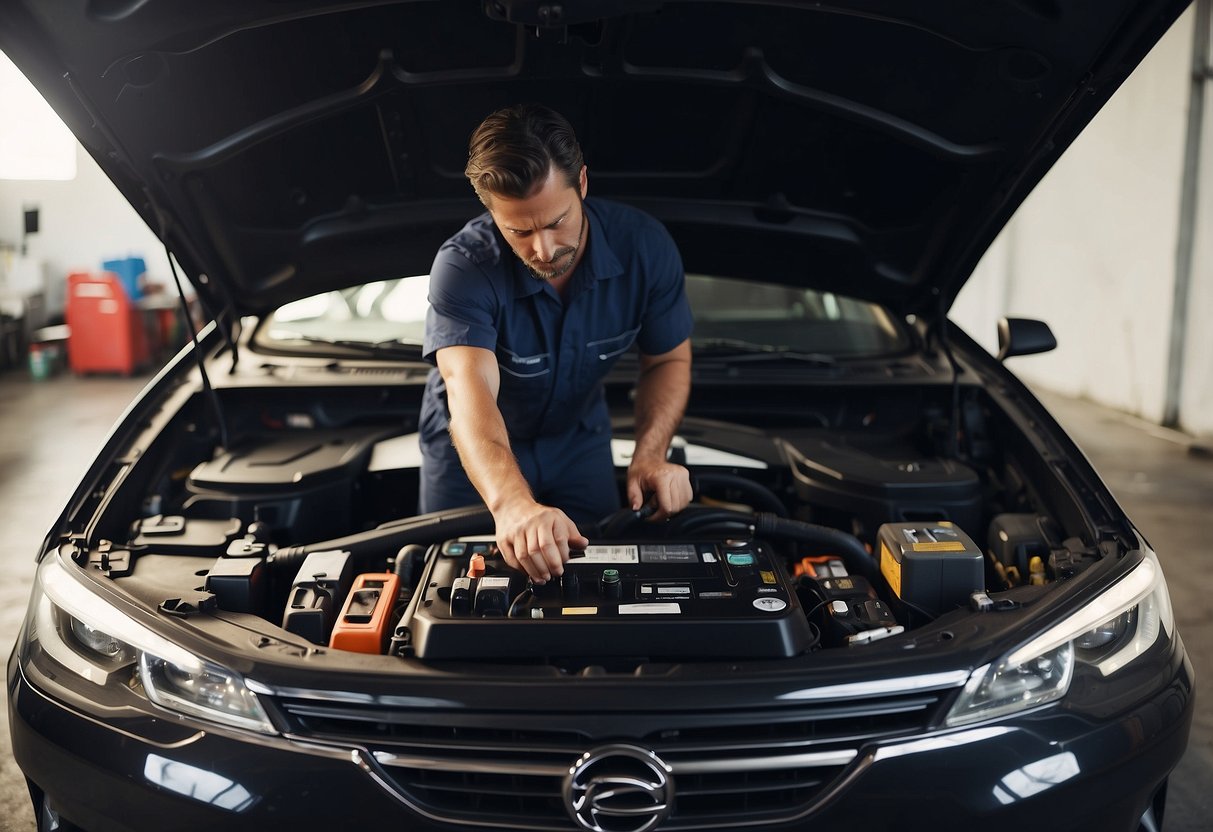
(102, 256, 146, 300)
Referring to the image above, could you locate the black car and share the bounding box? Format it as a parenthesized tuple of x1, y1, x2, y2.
(1, 2, 1194, 831)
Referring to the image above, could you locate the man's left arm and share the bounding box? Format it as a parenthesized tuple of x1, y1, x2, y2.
(627, 338, 693, 519)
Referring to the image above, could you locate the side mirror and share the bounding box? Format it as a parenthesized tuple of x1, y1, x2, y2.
(996, 317, 1056, 361)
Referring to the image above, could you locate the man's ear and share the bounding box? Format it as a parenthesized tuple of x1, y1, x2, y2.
(579, 165, 588, 199)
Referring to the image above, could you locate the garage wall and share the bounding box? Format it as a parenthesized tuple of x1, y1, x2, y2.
(1179, 52, 1213, 437)
(953, 6, 1198, 430)
(0, 141, 164, 316)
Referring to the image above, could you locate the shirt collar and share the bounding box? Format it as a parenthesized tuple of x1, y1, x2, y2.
(507, 198, 624, 299)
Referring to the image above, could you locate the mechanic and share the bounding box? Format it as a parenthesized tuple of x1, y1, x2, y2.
(419, 103, 694, 584)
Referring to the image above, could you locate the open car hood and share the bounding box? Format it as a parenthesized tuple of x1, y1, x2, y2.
(0, 0, 1191, 318)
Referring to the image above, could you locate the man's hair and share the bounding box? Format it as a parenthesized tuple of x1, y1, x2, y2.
(465, 104, 584, 205)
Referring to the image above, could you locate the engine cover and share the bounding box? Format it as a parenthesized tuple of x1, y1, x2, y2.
(400, 538, 812, 660)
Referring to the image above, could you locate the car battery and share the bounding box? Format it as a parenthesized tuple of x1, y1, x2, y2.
(878, 522, 983, 617)
(399, 538, 813, 660)
(330, 573, 401, 654)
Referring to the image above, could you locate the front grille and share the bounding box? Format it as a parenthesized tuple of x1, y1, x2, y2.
(272, 690, 948, 829)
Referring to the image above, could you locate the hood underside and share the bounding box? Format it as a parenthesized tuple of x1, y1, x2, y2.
(0, 0, 1190, 316)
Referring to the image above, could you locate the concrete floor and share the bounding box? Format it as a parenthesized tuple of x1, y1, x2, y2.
(0, 369, 1209, 830)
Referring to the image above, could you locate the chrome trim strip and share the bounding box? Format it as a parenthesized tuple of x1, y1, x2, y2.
(246, 678, 460, 708)
(669, 749, 858, 774)
(373, 751, 570, 777)
(775, 670, 970, 701)
(369, 748, 857, 777)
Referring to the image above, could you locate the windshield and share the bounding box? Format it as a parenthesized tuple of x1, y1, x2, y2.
(255, 274, 908, 357)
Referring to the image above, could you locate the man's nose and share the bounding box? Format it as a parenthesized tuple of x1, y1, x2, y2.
(532, 231, 558, 262)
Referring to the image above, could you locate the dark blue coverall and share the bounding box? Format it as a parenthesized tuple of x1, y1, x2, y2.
(419, 197, 693, 526)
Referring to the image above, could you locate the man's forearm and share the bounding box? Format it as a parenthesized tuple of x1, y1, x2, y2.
(632, 346, 691, 464)
(446, 384, 533, 514)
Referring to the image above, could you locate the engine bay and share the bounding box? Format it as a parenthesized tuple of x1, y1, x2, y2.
(71, 376, 1105, 668)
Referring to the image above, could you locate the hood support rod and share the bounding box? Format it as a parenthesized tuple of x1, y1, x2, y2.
(937, 290, 963, 460)
(164, 242, 230, 452)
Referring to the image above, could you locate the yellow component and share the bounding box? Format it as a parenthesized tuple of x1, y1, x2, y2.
(561, 607, 599, 615)
(880, 542, 902, 598)
(760, 570, 777, 585)
(1028, 556, 1047, 586)
(911, 541, 966, 552)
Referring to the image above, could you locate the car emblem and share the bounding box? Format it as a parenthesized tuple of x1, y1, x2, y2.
(564, 744, 674, 832)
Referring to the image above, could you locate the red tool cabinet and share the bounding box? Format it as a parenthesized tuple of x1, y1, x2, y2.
(65, 272, 151, 375)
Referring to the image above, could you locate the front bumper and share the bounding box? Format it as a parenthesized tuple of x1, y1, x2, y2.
(8, 641, 1194, 832)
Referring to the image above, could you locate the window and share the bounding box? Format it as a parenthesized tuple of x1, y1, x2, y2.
(0, 50, 76, 181)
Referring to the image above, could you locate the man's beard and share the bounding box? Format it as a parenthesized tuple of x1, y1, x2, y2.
(522, 207, 587, 281)
(524, 244, 578, 280)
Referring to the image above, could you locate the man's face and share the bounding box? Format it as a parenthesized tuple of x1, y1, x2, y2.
(486, 165, 589, 281)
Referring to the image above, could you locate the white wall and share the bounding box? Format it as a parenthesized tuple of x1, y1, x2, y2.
(955, 7, 1197, 428)
(1179, 70, 1213, 437)
(0, 141, 165, 317)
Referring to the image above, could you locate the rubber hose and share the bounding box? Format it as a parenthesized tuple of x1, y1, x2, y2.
(269, 505, 493, 574)
(692, 471, 788, 517)
(753, 512, 877, 580)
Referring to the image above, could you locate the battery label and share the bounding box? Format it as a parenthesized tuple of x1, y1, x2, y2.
(880, 542, 903, 598)
(579, 545, 639, 564)
(639, 544, 698, 563)
(911, 541, 966, 552)
(619, 603, 681, 614)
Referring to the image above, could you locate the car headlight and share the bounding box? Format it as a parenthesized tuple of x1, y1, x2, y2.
(26, 554, 276, 735)
(947, 548, 1175, 727)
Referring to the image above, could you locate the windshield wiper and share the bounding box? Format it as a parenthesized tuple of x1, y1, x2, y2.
(277, 333, 424, 358)
(693, 338, 838, 366)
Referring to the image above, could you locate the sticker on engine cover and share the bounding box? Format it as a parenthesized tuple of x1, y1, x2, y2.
(578, 545, 639, 563)
(618, 603, 681, 614)
(639, 544, 698, 563)
(561, 607, 599, 615)
(911, 541, 965, 552)
(880, 542, 902, 597)
(752, 597, 788, 612)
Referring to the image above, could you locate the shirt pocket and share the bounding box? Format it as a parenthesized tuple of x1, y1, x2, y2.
(497, 345, 553, 379)
(587, 326, 640, 362)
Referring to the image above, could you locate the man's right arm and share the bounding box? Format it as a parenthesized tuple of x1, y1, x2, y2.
(436, 345, 587, 583)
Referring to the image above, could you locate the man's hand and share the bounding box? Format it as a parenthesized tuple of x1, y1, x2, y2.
(627, 458, 693, 521)
(628, 339, 692, 521)
(494, 498, 589, 584)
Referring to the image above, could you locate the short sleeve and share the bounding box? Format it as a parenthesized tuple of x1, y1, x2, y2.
(422, 244, 500, 364)
(635, 224, 694, 356)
